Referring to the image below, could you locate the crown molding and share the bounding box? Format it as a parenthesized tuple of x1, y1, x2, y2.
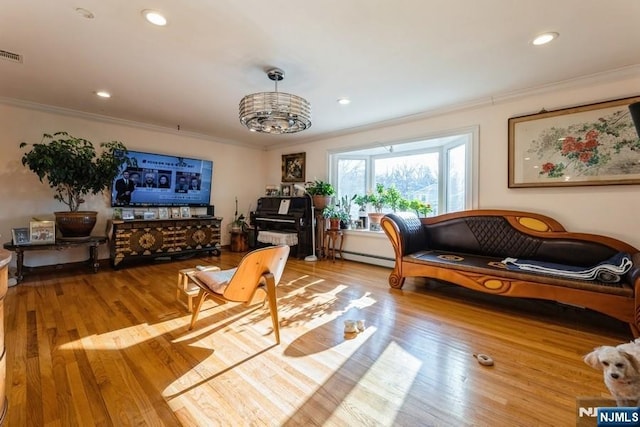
(2, 64, 638, 153)
(0, 97, 267, 151)
(277, 64, 640, 149)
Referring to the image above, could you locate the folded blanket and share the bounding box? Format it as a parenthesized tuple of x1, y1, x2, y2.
(502, 252, 633, 283)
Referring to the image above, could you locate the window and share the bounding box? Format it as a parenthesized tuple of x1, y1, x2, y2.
(329, 127, 478, 218)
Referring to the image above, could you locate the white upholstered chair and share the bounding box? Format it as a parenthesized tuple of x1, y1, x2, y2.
(187, 245, 290, 343)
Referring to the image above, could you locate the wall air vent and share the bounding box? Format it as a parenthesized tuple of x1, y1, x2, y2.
(0, 49, 23, 63)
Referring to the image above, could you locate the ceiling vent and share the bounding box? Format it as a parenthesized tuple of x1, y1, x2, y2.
(0, 49, 23, 63)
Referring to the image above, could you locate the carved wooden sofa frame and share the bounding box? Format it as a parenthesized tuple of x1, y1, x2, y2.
(381, 210, 640, 336)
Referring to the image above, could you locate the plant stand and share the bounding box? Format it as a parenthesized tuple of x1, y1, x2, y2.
(230, 231, 249, 252)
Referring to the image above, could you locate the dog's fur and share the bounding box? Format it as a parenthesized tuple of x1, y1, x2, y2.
(584, 339, 640, 407)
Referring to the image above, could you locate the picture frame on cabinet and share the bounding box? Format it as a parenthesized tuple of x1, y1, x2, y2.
(180, 206, 191, 218)
(158, 207, 169, 219)
(171, 207, 181, 218)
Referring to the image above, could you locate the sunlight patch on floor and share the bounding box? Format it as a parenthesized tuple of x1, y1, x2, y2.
(325, 340, 422, 425)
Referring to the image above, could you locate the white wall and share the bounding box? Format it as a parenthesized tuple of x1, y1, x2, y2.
(267, 69, 640, 261)
(2, 69, 639, 270)
(0, 102, 266, 266)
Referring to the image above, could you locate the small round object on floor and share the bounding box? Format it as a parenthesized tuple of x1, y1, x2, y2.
(474, 353, 494, 366)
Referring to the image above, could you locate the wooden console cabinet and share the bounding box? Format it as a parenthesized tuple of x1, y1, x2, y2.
(108, 217, 222, 268)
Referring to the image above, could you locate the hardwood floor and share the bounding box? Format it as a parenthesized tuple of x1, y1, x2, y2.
(4, 250, 631, 426)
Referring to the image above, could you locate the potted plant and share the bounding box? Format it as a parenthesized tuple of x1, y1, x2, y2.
(231, 197, 247, 232)
(322, 204, 348, 230)
(409, 199, 433, 217)
(354, 194, 369, 229)
(365, 183, 393, 231)
(306, 180, 335, 210)
(19, 131, 133, 238)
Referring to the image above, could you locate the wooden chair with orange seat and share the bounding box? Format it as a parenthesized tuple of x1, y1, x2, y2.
(187, 244, 290, 344)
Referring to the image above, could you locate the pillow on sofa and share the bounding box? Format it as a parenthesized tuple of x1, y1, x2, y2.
(195, 268, 238, 294)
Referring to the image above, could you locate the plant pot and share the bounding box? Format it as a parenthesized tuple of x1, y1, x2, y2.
(54, 211, 97, 239)
(328, 218, 340, 230)
(367, 212, 385, 231)
(312, 195, 332, 211)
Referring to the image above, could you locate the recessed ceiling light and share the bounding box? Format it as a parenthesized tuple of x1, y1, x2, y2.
(96, 91, 111, 98)
(337, 98, 351, 105)
(532, 32, 559, 46)
(142, 10, 167, 26)
(75, 8, 95, 19)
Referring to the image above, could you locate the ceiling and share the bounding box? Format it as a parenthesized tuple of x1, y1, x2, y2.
(1, 0, 639, 149)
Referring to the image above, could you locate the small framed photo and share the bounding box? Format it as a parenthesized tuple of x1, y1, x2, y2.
(11, 227, 30, 245)
(158, 207, 169, 219)
(171, 207, 181, 218)
(180, 206, 191, 218)
(122, 209, 135, 220)
(280, 183, 293, 197)
(265, 185, 278, 196)
(143, 210, 157, 220)
(29, 221, 56, 245)
(113, 207, 123, 220)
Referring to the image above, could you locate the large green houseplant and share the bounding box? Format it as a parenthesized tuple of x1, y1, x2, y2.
(306, 179, 335, 210)
(20, 131, 133, 237)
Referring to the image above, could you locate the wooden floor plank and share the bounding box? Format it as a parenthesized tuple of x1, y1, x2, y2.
(3, 251, 630, 426)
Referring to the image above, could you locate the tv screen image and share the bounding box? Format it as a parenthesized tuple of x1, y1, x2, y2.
(112, 150, 213, 207)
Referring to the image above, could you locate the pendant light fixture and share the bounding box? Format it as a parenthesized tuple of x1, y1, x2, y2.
(239, 68, 311, 134)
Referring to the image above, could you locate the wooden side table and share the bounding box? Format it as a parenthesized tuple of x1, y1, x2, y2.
(3, 236, 107, 283)
(230, 230, 249, 252)
(177, 266, 220, 312)
(324, 229, 344, 262)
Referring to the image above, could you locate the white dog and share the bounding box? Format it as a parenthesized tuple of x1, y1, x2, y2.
(584, 338, 640, 407)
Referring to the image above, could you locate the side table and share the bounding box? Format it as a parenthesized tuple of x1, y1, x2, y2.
(3, 236, 107, 283)
(324, 229, 344, 262)
(177, 265, 220, 312)
(230, 231, 249, 252)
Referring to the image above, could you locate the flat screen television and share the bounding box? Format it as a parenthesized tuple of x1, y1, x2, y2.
(111, 150, 213, 207)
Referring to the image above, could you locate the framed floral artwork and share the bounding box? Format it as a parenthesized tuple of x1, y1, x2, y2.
(281, 152, 305, 183)
(508, 95, 640, 188)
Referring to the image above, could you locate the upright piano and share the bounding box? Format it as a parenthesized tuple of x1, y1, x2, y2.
(251, 196, 312, 258)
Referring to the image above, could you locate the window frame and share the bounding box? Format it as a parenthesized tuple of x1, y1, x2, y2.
(329, 125, 479, 216)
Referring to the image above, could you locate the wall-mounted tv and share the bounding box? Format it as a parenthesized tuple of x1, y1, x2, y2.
(111, 150, 213, 207)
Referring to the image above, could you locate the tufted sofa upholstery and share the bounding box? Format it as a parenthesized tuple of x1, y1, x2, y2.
(381, 210, 640, 336)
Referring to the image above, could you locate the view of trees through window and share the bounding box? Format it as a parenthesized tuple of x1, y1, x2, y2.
(374, 153, 439, 212)
(330, 130, 475, 219)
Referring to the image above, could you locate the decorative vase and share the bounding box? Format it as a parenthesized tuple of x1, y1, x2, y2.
(54, 211, 97, 239)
